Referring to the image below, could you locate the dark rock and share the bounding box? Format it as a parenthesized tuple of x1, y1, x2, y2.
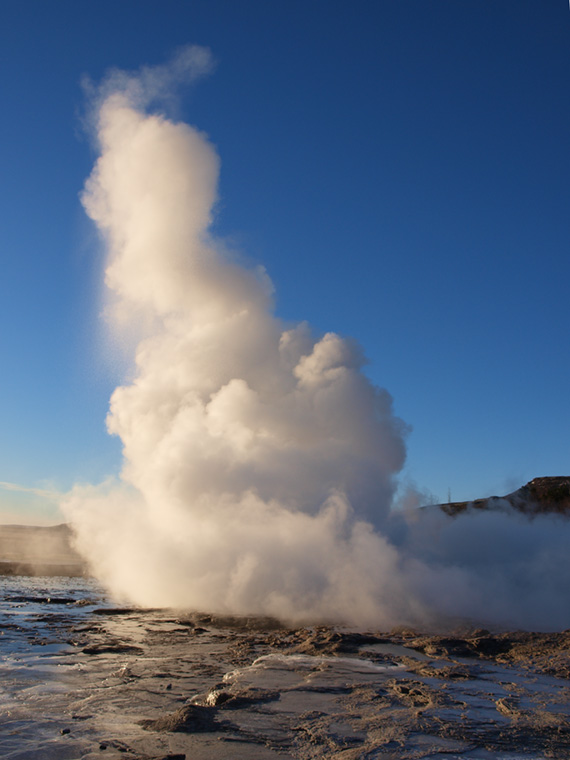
(99, 739, 132, 752)
(82, 642, 144, 655)
(196, 687, 281, 708)
(92, 607, 139, 616)
(468, 635, 511, 657)
(177, 612, 283, 631)
(138, 704, 221, 733)
(10, 595, 76, 604)
(288, 628, 387, 656)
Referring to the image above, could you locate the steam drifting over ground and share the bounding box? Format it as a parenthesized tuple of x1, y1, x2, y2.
(63, 48, 570, 631)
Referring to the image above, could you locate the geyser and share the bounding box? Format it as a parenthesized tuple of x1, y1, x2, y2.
(64, 48, 570, 630)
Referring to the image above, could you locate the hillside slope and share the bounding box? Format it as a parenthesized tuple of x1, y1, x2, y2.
(439, 477, 570, 517)
(0, 523, 85, 576)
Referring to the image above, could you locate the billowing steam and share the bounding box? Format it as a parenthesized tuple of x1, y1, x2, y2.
(63, 48, 570, 631)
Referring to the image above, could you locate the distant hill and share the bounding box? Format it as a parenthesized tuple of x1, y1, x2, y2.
(1, 476, 568, 577)
(0, 523, 85, 576)
(438, 477, 570, 518)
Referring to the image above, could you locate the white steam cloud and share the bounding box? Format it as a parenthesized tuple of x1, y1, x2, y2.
(63, 48, 570, 631)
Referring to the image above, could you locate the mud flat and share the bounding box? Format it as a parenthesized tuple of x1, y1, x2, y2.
(1, 577, 569, 759)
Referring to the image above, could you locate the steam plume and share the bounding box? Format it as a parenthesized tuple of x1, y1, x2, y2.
(63, 49, 570, 630)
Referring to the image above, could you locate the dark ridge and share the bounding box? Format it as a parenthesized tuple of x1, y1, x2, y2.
(438, 477, 570, 518)
(0, 561, 87, 578)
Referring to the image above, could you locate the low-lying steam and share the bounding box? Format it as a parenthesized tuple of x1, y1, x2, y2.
(63, 48, 570, 631)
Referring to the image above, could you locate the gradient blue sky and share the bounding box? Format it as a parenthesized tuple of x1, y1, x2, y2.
(1, 0, 569, 523)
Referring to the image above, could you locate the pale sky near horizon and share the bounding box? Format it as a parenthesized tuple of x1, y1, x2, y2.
(1, 0, 569, 524)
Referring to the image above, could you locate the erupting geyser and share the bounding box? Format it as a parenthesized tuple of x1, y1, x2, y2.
(63, 48, 570, 630)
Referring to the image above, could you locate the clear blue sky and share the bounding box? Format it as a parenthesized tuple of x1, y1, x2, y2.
(1, 0, 569, 523)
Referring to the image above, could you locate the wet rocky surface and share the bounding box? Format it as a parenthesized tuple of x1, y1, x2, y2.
(1, 578, 570, 759)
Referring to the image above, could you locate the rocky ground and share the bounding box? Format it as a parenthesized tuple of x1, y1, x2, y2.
(2, 477, 570, 758)
(2, 587, 569, 760)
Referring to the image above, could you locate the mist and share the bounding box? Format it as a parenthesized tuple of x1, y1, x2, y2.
(62, 48, 570, 631)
